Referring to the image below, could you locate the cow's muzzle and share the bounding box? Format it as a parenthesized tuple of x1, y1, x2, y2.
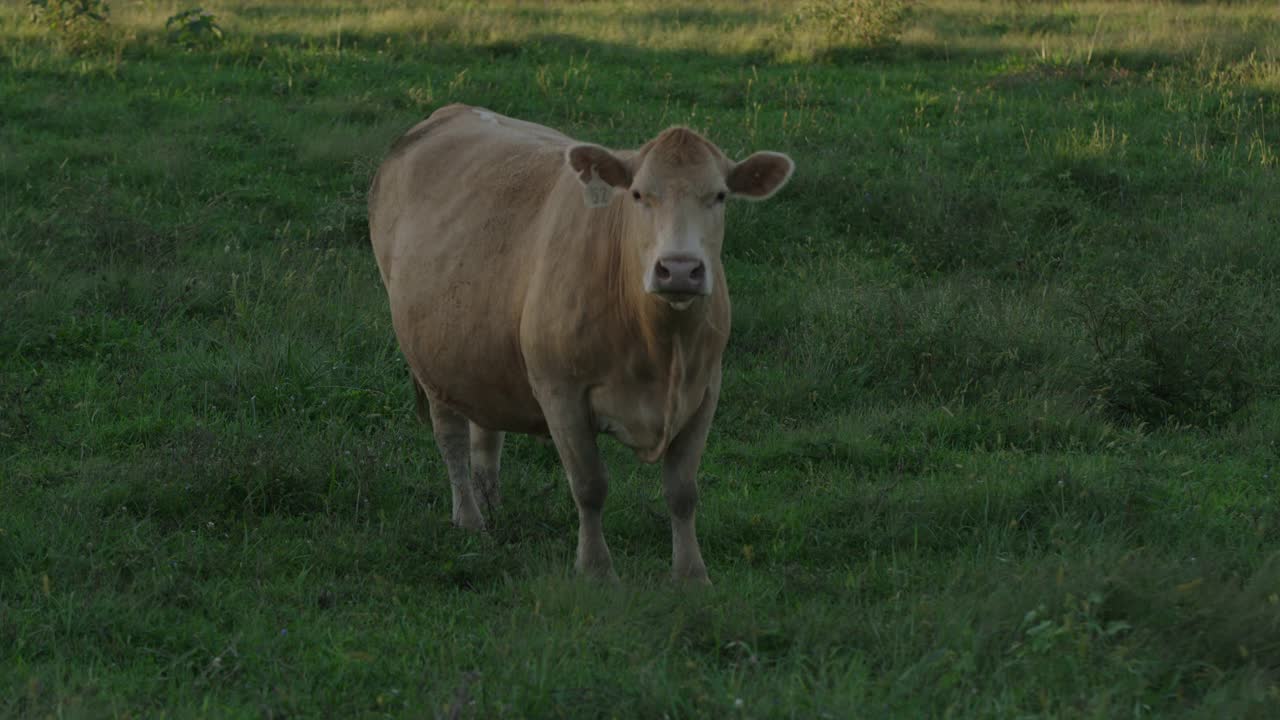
(651, 255, 708, 299)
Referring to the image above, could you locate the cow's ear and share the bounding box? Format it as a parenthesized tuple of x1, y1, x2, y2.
(727, 151, 795, 201)
(566, 144, 631, 208)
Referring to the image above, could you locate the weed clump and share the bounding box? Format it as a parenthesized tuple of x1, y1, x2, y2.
(789, 0, 913, 49)
(27, 0, 111, 52)
(165, 7, 224, 48)
(1073, 269, 1268, 428)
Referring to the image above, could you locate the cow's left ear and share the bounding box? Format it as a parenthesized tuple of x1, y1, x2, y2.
(727, 151, 795, 201)
(566, 144, 632, 208)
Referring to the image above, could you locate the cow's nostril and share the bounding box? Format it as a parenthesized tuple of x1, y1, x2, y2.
(655, 263, 671, 281)
(690, 264, 705, 281)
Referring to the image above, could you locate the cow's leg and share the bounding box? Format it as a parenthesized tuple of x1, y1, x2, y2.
(539, 393, 616, 580)
(661, 379, 720, 584)
(425, 395, 486, 531)
(470, 423, 504, 516)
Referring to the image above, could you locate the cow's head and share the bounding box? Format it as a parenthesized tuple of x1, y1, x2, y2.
(566, 128, 794, 309)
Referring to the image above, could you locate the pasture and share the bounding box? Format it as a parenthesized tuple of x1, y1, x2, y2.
(3, 0, 1280, 716)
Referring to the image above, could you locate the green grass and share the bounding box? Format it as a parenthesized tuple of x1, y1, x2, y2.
(4, 0, 1280, 716)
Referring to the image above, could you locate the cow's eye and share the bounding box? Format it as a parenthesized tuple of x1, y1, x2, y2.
(714, 191, 727, 204)
(631, 190, 642, 201)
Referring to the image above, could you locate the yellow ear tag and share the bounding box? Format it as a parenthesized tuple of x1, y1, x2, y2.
(583, 167, 613, 208)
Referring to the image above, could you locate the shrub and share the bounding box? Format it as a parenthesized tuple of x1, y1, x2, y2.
(26, 0, 110, 52)
(165, 8, 224, 47)
(791, 0, 912, 48)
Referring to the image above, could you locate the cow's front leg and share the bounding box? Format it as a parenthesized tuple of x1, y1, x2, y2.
(661, 379, 720, 585)
(541, 393, 616, 580)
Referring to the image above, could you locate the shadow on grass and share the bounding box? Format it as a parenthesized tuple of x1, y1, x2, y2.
(94, 18, 1249, 72)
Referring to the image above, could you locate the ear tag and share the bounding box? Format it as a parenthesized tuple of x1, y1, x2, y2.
(583, 166, 613, 209)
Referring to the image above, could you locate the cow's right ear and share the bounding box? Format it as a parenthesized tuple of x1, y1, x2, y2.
(566, 144, 631, 208)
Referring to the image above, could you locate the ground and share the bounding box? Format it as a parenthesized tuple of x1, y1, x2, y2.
(3, 1, 1280, 717)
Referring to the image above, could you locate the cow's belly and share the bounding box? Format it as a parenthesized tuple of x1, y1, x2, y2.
(421, 366, 548, 435)
(397, 300, 548, 435)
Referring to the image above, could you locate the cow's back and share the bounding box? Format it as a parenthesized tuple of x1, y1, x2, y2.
(370, 104, 569, 432)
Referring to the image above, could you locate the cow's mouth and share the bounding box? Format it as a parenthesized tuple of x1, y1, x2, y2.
(656, 292, 700, 310)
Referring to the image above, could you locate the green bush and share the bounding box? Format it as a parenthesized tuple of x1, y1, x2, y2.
(26, 0, 110, 52)
(165, 7, 224, 47)
(791, 0, 913, 48)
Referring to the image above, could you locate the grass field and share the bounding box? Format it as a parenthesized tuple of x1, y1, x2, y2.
(4, 0, 1280, 716)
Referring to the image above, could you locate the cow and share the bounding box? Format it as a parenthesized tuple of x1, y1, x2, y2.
(368, 104, 794, 583)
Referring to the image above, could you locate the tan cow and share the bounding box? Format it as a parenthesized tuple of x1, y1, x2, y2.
(369, 104, 793, 582)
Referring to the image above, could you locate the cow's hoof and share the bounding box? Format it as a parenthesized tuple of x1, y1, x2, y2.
(590, 570, 622, 585)
(672, 564, 711, 586)
(673, 573, 711, 587)
(575, 562, 620, 584)
(452, 510, 486, 531)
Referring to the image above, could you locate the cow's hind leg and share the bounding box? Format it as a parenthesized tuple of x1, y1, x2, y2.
(470, 423, 503, 516)
(416, 380, 485, 530)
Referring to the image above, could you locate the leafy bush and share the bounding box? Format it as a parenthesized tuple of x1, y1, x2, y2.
(165, 7, 224, 47)
(27, 0, 108, 29)
(26, 0, 110, 51)
(791, 0, 912, 48)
